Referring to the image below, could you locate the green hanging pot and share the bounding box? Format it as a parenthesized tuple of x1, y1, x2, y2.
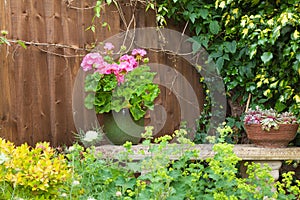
(102, 108, 144, 145)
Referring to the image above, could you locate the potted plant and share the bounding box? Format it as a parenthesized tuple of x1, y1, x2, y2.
(81, 43, 160, 144)
(243, 106, 299, 148)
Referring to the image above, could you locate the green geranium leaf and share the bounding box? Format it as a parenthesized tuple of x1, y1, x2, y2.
(130, 104, 146, 120)
(85, 73, 102, 92)
(84, 60, 160, 118)
(94, 91, 114, 113)
(84, 93, 95, 109)
(101, 74, 117, 91)
(111, 98, 127, 112)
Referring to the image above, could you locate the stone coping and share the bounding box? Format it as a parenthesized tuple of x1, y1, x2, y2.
(95, 144, 300, 161)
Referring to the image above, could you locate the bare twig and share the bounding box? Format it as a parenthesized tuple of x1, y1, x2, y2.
(7, 39, 85, 51)
(245, 93, 252, 112)
(64, 0, 106, 10)
(37, 47, 85, 58)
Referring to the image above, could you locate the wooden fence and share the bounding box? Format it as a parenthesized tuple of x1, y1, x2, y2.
(0, 0, 204, 146)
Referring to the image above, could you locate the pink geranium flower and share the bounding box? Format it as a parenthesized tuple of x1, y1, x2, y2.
(104, 42, 114, 51)
(81, 53, 104, 72)
(81, 44, 160, 121)
(114, 72, 125, 83)
(119, 55, 138, 70)
(132, 49, 147, 57)
(95, 62, 111, 74)
(80, 46, 149, 84)
(106, 63, 119, 74)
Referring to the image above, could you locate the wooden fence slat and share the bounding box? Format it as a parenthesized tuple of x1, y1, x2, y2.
(0, 0, 204, 146)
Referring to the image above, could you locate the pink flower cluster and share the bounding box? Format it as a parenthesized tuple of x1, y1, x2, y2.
(81, 43, 147, 83)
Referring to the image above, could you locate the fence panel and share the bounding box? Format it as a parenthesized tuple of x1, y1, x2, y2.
(0, 0, 204, 146)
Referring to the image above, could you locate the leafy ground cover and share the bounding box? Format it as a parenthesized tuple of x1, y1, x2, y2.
(1, 126, 300, 199)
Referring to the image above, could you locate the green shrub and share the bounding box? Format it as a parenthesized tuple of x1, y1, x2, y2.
(1, 127, 300, 199)
(64, 126, 300, 199)
(150, 0, 300, 115)
(0, 138, 71, 199)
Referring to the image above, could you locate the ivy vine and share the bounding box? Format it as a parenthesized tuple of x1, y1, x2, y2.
(149, 0, 300, 117)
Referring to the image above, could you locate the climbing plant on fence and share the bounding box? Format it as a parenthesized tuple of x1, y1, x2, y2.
(149, 0, 300, 118)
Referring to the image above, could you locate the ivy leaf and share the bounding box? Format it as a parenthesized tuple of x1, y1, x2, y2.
(292, 60, 300, 75)
(263, 89, 272, 98)
(199, 9, 209, 19)
(200, 35, 209, 48)
(224, 41, 237, 53)
(260, 52, 273, 64)
(189, 13, 197, 24)
(249, 44, 257, 59)
(192, 41, 202, 53)
(195, 25, 202, 35)
(208, 51, 223, 63)
(246, 82, 256, 92)
(292, 30, 300, 40)
(275, 101, 287, 112)
(209, 21, 220, 35)
(272, 26, 281, 40)
(216, 57, 224, 74)
(258, 99, 268, 104)
(296, 53, 300, 61)
(294, 94, 300, 103)
(223, 53, 230, 61)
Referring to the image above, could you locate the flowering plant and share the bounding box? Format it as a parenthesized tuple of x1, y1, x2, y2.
(244, 106, 299, 131)
(81, 43, 160, 120)
(74, 126, 104, 147)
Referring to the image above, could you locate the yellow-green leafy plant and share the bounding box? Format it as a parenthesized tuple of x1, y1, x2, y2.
(0, 138, 72, 199)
